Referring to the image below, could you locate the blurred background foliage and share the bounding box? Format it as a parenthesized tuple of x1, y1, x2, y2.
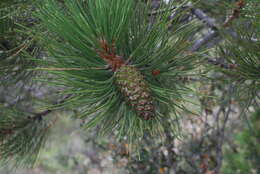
(221, 110, 260, 174)
(0, 0, 259, 173)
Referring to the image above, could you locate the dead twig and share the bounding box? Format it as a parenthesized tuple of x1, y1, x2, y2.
(223, 0, 246, 27)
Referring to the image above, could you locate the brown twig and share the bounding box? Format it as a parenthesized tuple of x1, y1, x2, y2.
(223, 0, 246, 27)
(97, 39, 125, 71)
(9, 42, 29, 57)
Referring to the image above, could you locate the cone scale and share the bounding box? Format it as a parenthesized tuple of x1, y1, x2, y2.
(98, 39, 155, 120)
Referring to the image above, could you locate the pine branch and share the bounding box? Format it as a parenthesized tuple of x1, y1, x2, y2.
(191, 0, 247, 51)
(213, 84, 235, 174)
(0, 92, 72, 168)
(147, 3, 223, 53)
(223, 0, 246, 27)
(149, 0, 162, 29)
(191, 8, 217, 30)
(207, 58, 238, 70)
(151, 0, 161, 9)
(0, 94, 69, 137)
(191, 31, 218, 52)
(191, 0, 247, 71)
(36, 0, 200, 142)
(30, 94, 72, 121)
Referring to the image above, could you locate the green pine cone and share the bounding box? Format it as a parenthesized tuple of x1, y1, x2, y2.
(115, 65, 154, 120)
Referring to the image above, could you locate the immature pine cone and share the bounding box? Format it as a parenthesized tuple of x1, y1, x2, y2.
(115, 65, 154, 120)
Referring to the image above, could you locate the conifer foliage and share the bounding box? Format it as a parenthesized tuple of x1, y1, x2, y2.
(37, 0, 199, 140)
(0, 0, 259, 171)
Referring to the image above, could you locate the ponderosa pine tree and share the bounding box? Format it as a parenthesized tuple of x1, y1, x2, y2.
(0, 0, 259, 172)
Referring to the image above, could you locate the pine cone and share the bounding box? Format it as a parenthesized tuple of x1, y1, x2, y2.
(115, 65, 154, 120)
